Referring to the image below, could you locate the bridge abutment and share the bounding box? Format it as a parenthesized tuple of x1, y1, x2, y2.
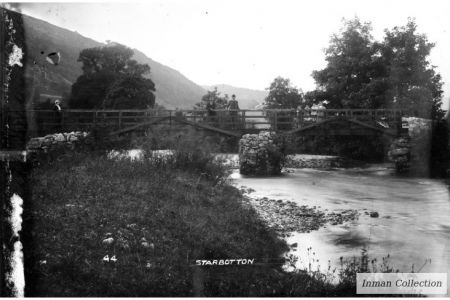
(238, 132, 285, 176)
(388, 117, 434, 175)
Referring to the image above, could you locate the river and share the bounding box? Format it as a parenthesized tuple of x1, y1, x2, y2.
(230, 164, 450, 281)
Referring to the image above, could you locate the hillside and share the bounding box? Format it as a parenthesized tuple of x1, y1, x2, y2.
(18, 9, 206, 109)
(202, 84, 267, 109)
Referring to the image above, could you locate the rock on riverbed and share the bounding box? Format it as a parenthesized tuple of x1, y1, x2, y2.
(284, 154, 344, 169)
(244, 196, 359, 236)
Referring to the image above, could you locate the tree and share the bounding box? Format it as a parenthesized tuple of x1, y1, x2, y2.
(69, 43, 156, 109)
(380, 18, 444, 119)
(194, 87, 229, 110)
(309, 17, 444, 119)
(264, 77, 303, 109)
(310, 18, 384, 109)
(264, 77, 303, 130)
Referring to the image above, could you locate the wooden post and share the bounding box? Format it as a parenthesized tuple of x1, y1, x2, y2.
(93, 111, 97, 128)
(118, 111, 123, 129)
(241, 110, 246, 129)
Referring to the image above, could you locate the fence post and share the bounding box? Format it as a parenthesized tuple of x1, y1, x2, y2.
(241, 110, 246, 129)
(118, 111, 123, 129)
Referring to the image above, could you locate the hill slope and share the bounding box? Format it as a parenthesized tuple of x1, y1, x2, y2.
(18, 9, 206, 108)
(202, 84, 267, 109)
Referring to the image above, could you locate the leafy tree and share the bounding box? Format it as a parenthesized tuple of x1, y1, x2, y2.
(309, 17, 444, 119)
(69, 43, 156, 109)
(380, 18, 444, 119)
(264, 77, 303, 130)
(264, 77, 303, 109)
(310, 18, 384, 109)
(194, 87, 229, 110)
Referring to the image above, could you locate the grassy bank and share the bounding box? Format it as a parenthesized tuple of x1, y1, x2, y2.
(25, 133, 363, 296)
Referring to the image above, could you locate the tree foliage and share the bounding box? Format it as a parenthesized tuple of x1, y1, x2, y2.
(264, 77, 303, 109)
(69, 43, 156, 109)
(195, 87, 229, 110)
(262, 77, 303, 130)
(309, 18, 382, 109)
(380, 19, 444, 119)
(309, 17, 444, 119)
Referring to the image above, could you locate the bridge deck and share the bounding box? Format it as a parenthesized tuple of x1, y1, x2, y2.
(14, 108, 406, 137)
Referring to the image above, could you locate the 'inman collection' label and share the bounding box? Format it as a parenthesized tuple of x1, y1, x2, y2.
(357, 273, 447, 295)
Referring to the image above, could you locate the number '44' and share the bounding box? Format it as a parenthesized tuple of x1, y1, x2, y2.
(103, 255, 117, 262)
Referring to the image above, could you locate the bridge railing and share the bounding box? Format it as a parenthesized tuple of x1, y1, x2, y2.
(9, 108, 407, 135)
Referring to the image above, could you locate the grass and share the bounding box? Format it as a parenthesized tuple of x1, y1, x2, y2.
(27, 154, 278, 296)
(24, 129, 394, 296)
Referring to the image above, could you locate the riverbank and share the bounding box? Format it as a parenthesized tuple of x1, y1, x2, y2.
(26, 150, 362, 296)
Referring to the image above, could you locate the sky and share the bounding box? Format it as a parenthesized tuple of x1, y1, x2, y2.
(10, 0, 450, 108)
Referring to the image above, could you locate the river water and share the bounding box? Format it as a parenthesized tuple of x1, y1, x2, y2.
(230, 165, 450, 278)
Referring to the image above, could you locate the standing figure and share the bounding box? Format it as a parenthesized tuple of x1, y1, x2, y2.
(227, 94, 240, 129)
(53, 99, 62, 131)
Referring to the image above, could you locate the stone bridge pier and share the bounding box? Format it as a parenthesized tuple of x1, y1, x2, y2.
(388, 117, 433, 174)
(238, 131, 285, 176)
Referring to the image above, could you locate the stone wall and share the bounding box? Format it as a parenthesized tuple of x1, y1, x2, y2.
(239, 131, 285, 175)
(388, 137, 411, 172)
(388, 117, 433, 174)
(27, 131, 90, 152)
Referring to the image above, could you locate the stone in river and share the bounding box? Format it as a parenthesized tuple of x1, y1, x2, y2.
(369, 211, 379, 218)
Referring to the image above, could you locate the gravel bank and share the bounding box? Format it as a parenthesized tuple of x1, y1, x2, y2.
(240, 187, 359, 237)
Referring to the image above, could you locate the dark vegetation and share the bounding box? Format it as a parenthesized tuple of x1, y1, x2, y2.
(69, 43, 156, 109)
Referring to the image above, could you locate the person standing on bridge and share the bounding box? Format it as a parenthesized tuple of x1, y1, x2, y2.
(227, 94, 240, 129)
